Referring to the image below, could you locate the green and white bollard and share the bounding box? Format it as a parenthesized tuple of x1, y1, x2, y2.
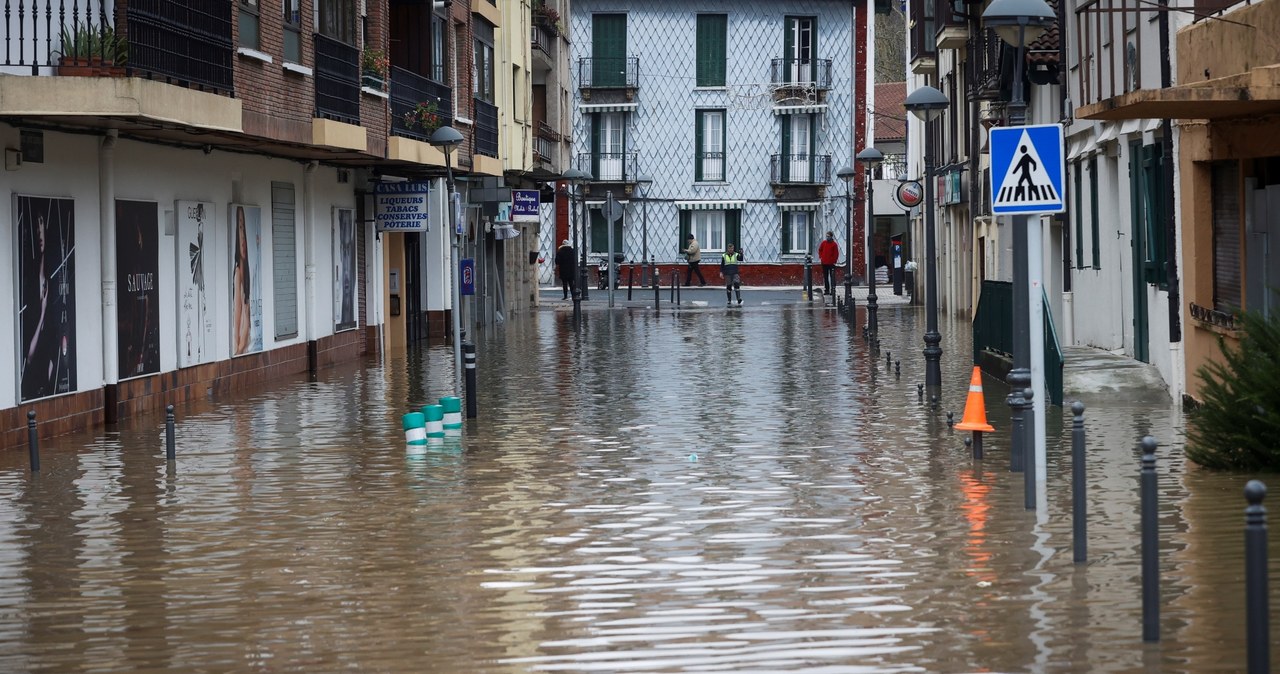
(403, 412, 427, 445)
(423, 404, 445, 438)
(440, 396, 463, 430)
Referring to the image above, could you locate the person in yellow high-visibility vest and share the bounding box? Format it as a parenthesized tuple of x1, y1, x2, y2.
(721, 244, 744, 306)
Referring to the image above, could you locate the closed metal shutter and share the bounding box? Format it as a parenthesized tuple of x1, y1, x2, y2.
(1212, 161, 1242, 312)
(271, 182, 299, 338)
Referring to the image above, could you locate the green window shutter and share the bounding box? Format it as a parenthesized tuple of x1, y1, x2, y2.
(783, 17, 794, 82)
(726, 209, 741, 251)
(1074, 161, 1083, 269)
(780, 119, 791, 182)
(590, 209, 607, 253)
(696, 15, 726, 87)
(591, 114, 601, 178)
(679, 210, 691, 254)
(1090, 154, 1101, 269)
(1143, 143, 1167, 286)
(694, 112, 704, 182)
(780, 212, 791, 254)
(592, 14, 627, 87)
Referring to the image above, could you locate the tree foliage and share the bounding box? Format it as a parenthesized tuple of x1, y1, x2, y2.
(1186, 310, 1280, 470)
(874, 7, 906, 84)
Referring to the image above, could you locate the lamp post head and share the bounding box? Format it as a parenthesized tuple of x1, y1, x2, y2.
(636, 173, 653, 195)
(905, 86, 950, 123)
(856, 147, 885, 166)
(562, 167, 590, 186)
(429, 125, 464, 150)
(835, 165, 855, 186)
(982, 0, 1056, 46)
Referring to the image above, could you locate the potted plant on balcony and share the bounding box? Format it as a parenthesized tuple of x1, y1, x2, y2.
(361, 48, 389, 91)
(55, 24, 126, 76)
(533, 2, 562, 35)
(403, 101, 443, 135)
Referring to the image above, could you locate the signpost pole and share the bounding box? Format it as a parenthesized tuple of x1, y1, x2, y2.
(607, 191, 616, 308)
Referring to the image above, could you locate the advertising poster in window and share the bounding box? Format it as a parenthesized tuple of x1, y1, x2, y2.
(116, 200, 160, 379)
(16, 195, 76, 401)
(176, 200, 216, 368)
(333, 207, 358, 331)
(230, 204, 264, 355)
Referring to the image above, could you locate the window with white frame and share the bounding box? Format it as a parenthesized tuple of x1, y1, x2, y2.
(696, 109, 725, 182)
(784, 210, 811, 254)
(692, 210, 726, 251)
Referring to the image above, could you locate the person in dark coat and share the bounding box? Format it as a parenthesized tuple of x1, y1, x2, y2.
(554, 239, 577, 299)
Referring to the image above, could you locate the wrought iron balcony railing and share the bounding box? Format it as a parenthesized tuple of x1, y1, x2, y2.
(577, 57, 639, 89)
(2, 0, 234, 94)
(314, 34, 360, 125)
(769, 58, 832, 89)
(531, 25, 554, 56)
(534, 134, 553, 164)
(770, 153, 832, 185)
(390, 66, 452, 143)
(536, 120, 561, 141)
(578, 151, 638, 182)
(696, 152, 725, 182)
(474, 98, 499, 158)
(876, 154, 908, 180)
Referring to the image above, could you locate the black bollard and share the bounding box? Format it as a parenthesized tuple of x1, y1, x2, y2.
(803, 254, 813, 302)
(1140, 436, 1160, 642)
(1245, 480, 1269, 674)
(917, 383, 924, 401)
(946, 411, 954, 428)
(165, 405, 176, 462)
(27, 409, 39, 472)
(670, 271, 676, 303)
(573, 289, 582, 325)
(463, 342, 478, 419)
(1009, 388, 1025, 474)
(1072, 401, 1087, 563)
(1024, 388, 1037, 510)
(963, 437, 972, 455)
(627, 264, 634, 301)
(886, 351, 891, 368)
(895, 360, 901, 378)
(930, 395, 939, 410)
(972, 431, 983, 460)
(653, 260, 660, 310)
(676, 272, 682, 306)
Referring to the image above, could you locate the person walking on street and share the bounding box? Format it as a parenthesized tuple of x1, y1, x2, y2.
(721, 243, 744, 306)
(554, 239, 577, 299)
(682, 234, 706, 286)
(818, 231, 839, 295)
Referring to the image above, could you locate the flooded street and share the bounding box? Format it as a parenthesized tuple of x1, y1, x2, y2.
(0, 303, 1276, 673)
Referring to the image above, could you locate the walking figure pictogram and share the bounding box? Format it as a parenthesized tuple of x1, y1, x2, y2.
(1014, 145, 1040, 201)
(991, 126, 1063, 211)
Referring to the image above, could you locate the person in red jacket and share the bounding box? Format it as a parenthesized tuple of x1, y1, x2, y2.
(817, 231, 839, 295)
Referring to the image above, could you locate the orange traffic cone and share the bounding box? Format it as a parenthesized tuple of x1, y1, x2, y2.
(955, 366, 995, 433)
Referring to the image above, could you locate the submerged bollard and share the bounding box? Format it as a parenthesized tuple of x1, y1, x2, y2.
(895, 360, 901, 378)
(572, 289, 582, 326)
(1009, 389, 1025, 474)
(930, 395, 939, 411)
(1072, 401, 1087, 563)
(670, 271, 676, 303)
(946, 411, 954, 429)
(463, 342, 478, 419)
(654, 263, 661, 310)
(963, 436, 972, 454)
(972, 430, 984, 459)
(917, 383, 924, 401)
(1140, 436, 1160, 642)
(886, 351, 891, 368)
(1245, 480, 1269, 674)
(27, 410, 39, 472)
(423, 404, 445, 438)
(440, 396, 463, 430)
(403, 412, 427, 445)
(676, 272, 681, 306)
(165, 405, 176, 462)
(627, 264, 634, 301)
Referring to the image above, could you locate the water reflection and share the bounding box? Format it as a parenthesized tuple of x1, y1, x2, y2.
(0, 305, 1275, 672)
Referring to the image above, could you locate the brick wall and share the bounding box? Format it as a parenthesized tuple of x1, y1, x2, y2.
(454, 0, 476, 170)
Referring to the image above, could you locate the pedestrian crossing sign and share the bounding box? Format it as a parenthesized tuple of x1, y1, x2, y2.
(989, 124, 1065, 215)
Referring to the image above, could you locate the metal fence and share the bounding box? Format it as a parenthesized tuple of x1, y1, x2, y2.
(770, 154, 832, 185)
(577, 56, 638, 89)
(972, 279, 1064, 406)
(390, 66, 451, 142)
(314, 34, 359, 125)
(769, 58, 832, 89)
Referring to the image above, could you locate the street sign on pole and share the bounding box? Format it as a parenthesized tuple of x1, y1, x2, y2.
(604, 193, 623, 223)
(989, 124, 1065, 215)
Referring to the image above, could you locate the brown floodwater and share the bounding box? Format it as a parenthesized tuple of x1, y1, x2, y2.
(0, 304, 1276, 673)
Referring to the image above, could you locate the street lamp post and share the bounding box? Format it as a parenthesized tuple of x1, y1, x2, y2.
(904, 86, 949, 397)
(857, 147, 884, 341)
(430, 125, 465, 395)
(983, 0, 1055, 508)
(835, 165, 855, 317)
(562, 168, 590, 302)
(637, 174, 653, 286)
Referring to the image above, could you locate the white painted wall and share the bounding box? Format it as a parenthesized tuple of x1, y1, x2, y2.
(0, 125, 362, 410)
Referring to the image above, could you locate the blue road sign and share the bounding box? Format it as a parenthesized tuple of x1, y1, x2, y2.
(989, 124, 1065, 215)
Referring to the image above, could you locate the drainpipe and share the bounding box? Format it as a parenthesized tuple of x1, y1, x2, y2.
(100, 130, 119, 423)
(1159, 0, 1183, 399)
(302, 161, 319, 377)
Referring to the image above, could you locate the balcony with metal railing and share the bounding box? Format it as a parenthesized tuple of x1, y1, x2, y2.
(531, 24, 554, 59)
(390, 66, 452, 143)
(875, 154, 908, 181)
(578, 151, 638, 183)
(314, 34, 360, 125)
(769, 58, 832, 91)
(770, 154, 832, 185)
(696, 152, 725, 182)
(577, 57, 639, 99)
(474, 98, 499, 158)
(1, 0, 234, 93)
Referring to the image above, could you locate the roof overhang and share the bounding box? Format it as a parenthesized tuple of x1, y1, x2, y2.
(1077, 68, 1280, 121)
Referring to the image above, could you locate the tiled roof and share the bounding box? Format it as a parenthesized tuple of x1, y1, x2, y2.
(1027, 0, 1060, 65)
(874, 82, 907, 141)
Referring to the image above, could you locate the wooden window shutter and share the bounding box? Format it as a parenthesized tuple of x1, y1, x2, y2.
(679, 210, 691, 254)
(726, 208, 741, 251)
(694, 112, 704, 182)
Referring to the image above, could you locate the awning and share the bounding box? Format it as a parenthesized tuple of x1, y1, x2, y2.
(674, 200, 746, 210)
(585, 200, 630, 206)
(773, 104, 829, 115)
(578, 102, 638, 113)
(777, 202, 821, 211)
(1096, 124, 1119, 145)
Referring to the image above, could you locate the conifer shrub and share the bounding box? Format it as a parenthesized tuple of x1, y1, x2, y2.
(1186, 310, 1280, 470)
